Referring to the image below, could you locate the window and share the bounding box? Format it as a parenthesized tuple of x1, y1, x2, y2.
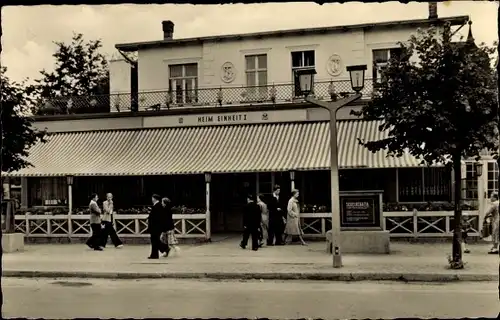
(463, 162, 478, 201)
(291, 50, 315, 96)
(245, 54, 268, 101)
(28, 177, 68, 207)
(169, 63, 198, 104)
(372, 48, 402, 84)
(398, 167, 451, 202)
(487, 162, 498, 197)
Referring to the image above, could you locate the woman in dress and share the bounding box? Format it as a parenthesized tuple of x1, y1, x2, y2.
(257, 194, 269, 247)
(284, 189, 306, 246)
(161, 197, 181, 254)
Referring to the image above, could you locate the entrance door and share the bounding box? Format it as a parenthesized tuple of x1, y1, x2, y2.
(211, 173, 256, 233)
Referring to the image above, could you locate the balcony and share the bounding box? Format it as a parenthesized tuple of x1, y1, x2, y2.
(35, 79, 374, 116)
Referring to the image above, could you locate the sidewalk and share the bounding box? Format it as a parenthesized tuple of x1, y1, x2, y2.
(2, 239, 498, 282)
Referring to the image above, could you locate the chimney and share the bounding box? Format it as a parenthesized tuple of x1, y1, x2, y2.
(428, 2, 438, 19)
(162, 20, 174, 40)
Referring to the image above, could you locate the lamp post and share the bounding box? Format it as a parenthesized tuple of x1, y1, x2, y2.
(298, 64, 367, 268)
(204, 172, 212, 241)
(66, 175, 74, 215)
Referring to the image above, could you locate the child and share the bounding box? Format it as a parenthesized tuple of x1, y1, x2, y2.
(461, 213, 472, 254)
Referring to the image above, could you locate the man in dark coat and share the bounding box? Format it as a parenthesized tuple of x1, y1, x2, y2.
(147, 194, 170, 259)
(267, 185, 286, 246)
(240, 194, 261, 251)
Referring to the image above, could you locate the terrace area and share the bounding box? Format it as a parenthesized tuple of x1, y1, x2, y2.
(35, 79, 374, 116)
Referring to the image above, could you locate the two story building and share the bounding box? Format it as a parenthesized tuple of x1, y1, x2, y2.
(3, 4, 487, 242)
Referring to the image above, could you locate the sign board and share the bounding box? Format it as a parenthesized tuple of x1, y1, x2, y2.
(143, 109, 308, 128)
(339, 191, 383, 230)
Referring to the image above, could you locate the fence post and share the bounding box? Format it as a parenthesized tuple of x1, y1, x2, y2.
(412, 209, 418, 239)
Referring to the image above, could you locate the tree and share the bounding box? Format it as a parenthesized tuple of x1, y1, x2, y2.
(34, 33, 109, 115)
(353, 23, 497, 269)
(1, 67, 47, 173)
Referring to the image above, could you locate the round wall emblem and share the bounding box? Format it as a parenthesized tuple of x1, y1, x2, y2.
(326, 54, 342, 77)
(221, 62, 236, 83)
(262, 113, 268, 121)
(178, 117, 184, 124)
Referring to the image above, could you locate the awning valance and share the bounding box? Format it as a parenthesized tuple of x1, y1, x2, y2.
(6, 120, 428, 177)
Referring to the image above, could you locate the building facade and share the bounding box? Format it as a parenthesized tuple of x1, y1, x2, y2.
(3, 5, 488, 242)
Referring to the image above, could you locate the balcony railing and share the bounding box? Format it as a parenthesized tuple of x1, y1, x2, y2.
(35, 79, 374, 116)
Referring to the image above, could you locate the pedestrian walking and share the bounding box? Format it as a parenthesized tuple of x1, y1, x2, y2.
(461, 212, 472, 254)
(484, 192, 499, 254)
(240, 194, 261, 251)
(161, 197, 181, 254)
(267, 185, 286, 246)
(147, 194, 170, 259)
(284, 189, 307, 246)
(85, 193, 104, 251)
(101, 193, 123, 249)
(257, 194, 269, 247)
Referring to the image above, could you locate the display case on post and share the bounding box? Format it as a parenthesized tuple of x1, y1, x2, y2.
(326, 190, 390, 254)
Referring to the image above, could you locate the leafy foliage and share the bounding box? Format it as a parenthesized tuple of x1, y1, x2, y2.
(1, 67, 47, 173)
(353, 24, 497, 164)
(352, 23, 497, 268)
(34, 33, 109, 114)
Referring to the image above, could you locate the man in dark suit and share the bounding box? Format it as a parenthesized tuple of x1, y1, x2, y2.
(147, 194, 170, 259)
(267, 185, 286, 246)
(240, 194, 261, 251)
(86, 193, 104, 251)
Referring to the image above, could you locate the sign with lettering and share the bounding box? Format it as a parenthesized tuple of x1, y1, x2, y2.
(143, 109, 308, 128)
(340, 192, 382, 230)
(197, 113, 248, 124)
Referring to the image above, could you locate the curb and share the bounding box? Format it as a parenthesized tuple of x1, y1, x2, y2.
(2, 270, 497, 282)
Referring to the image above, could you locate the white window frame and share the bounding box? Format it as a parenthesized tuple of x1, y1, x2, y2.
(169, 63, 198, 104)
(372, 48, 401, 84)
(245, 54, 268, 101)
(291, 50, 315, 97)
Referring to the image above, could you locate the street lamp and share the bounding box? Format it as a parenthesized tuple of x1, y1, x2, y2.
(474, 162, 483, 177)
(346, 65, 368, 92)
(296, 69, 317, 96)
(299, 64, 367, 268)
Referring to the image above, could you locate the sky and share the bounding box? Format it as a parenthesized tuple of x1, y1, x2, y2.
(1, 1, 498, 84)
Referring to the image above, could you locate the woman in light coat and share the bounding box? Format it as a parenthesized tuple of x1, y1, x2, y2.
(284, 189, 306, 245)
(257, 194, 269, 247)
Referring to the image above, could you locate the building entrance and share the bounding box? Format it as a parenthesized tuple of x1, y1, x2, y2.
(211, 173, 255, 233)
(210, 172, 292, 233)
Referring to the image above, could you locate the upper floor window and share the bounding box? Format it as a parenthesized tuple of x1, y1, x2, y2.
(169, 63, 198, 104)
(372, 48, 402, 84)
(291, 50, 315, 96)
(245, 54, 268, 101)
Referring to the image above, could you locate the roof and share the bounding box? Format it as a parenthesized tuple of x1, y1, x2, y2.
(116, 16, 469, 52)
(6, 120, 432, 177)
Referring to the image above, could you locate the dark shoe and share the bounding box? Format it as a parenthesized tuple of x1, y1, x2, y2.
(239, 243, 246, 249)
(94, 247, 103, 251)
(86, 243, 93, 249)
(162, 248, 171, 258)
(148, 256, 159, 259)
(252, 248, 258, 251)
(488, 249, 499, 254)
(266, 242, 274, 246)
(464, 249, 470, 254)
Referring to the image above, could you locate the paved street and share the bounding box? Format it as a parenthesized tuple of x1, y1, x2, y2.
(2, 278, 499, 318)
(2, 239, 498, 281)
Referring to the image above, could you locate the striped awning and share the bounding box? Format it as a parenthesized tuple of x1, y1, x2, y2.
(7, 120, 428, 177)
